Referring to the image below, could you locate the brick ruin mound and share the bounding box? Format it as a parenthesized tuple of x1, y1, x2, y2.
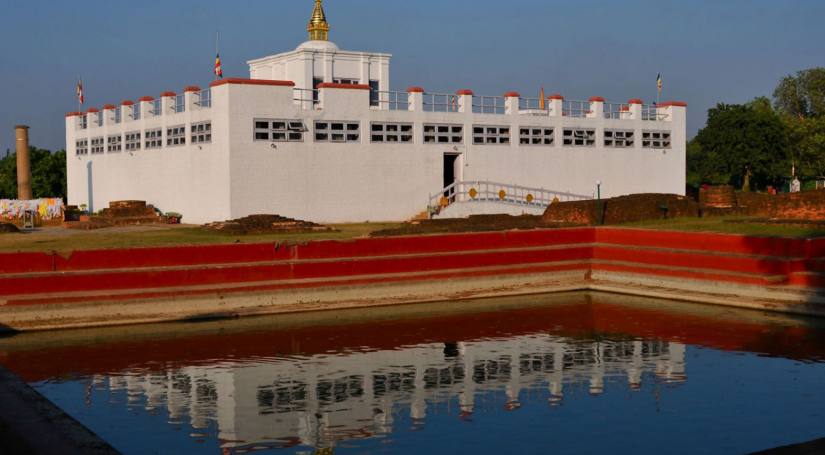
(697, 187, 825, 221)
(203, 214, 333, 235)
(0, 223, 20, 233)
(370, 214, 557, 237)
(735, 189, 825, 221)
(64, 201, 169, 230)
(542, 194, 699, 226)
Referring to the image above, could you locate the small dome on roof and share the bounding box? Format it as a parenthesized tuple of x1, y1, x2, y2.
(297, 40, 339, 51)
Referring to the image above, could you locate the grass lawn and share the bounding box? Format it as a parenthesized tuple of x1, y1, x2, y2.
(620, 217, 825, 238)
(2, 217, 823, 254)
(0, 223, 403, 253)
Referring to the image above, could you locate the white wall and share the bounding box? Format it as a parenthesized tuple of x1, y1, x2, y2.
(225, 84, 685, 223)
(66, 92, 231, 223)
(67, 83, 686, 224)
(248, 44, 391, 93)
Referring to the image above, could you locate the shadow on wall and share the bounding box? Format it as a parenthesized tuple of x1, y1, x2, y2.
(86, 161, 93, 214)
(0, 324, 20, 338)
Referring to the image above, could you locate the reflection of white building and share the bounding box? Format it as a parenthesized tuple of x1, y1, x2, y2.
(100, 334, 686, 451)
(65, 0, 686, 224)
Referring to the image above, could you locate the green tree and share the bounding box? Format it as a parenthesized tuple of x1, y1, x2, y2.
(773, 68, 825, 119)
(786, 116, 825, 180)
(0, 150, 16, 199)
(0, 147, 66, 201)
(690, 102, 790, 191)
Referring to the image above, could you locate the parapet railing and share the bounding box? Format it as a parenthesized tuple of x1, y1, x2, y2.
(72, 82, 682, 131)
(195, 89, 211, 108)
(604, 102, 631, 120)
(375, 90, 410, 111)
(173, 94, 186, 113)
(473, 96, 506, 115)
(423, 92, 460, 113)
(428, 180, 591, 215)
(641, 105, 668, 121)
(150, 100, 162, 116)
(518, 97, 552, 114)
(563, 100, 591, 118)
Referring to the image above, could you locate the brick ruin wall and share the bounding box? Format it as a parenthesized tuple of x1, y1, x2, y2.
(736, 189, 825, 220)
(542, 194, 699, 226)
(542, 188, 825, 225)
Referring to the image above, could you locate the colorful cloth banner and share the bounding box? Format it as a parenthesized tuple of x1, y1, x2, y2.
(0, 199, 65, 221)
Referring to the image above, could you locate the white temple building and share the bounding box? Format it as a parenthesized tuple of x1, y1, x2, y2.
(65, 0, 687, 224)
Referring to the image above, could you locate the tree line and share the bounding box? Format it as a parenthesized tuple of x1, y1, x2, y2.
(688, 67, 825, 192)
(0, 148, 67, 201)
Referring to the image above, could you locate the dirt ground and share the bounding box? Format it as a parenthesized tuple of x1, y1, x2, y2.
(369, 214, 564, 237)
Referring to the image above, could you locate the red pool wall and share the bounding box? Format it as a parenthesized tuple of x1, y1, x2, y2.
(0, 228, 823, 301)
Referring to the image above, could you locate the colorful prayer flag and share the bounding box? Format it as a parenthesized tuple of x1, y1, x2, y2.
(539, 86, 546, 110)
(76, 79, 84, 105)
(214, 53, 223, 79)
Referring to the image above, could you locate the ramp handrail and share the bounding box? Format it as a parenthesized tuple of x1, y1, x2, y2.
(428, 180, 591, 215)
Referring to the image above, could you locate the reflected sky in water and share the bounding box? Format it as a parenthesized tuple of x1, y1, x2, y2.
(3, 292, 825, 454)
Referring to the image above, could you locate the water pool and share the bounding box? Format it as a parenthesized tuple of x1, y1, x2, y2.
(2, 292, 824, 454)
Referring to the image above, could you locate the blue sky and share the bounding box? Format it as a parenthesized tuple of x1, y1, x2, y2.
(1, 0, 823, 153)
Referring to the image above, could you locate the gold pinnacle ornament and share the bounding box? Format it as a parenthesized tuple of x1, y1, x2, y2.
(307, 0, 330, 41)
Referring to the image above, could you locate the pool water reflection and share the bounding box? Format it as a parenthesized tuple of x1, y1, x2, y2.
(2, 292, 825, 454)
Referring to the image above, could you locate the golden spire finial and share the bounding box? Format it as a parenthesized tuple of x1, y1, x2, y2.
(307, 0, 330, 41)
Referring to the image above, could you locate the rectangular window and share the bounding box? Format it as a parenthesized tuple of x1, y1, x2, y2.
(93, 113, 103, 127)
(107, 134, 122, 152)
(79, 116, 88, 130)
(642, 130, 672, 148)
(519, 127, 554, 146)
(145, 129, 162, 149)
(370, 122, 413, 143)
(90, 137, 104, 154)
(423, 124, 463, 144)
(75, 139, 88, 155)
(125, 132, 141, 151)
(369, 80, 380, 107)
(472, 125, 510, 145)
(174, 95, 185, 113)
(166, 125, 186, 146)
(133, 104, 141, 121)
(314, 121, 360, 143)
(604, 130, 635, 148)
(312, 78, 323, 104)
(191, 122, 212, 144)
(114, 108, 122, 124)
(562, 128, 596, 147)
(254, 119, 306, 142)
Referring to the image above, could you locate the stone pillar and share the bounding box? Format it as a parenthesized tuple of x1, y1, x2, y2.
(549, 94, 564, 117)
(456, 89, 474, 114)
(121, 101, 135, 122)
(103, 105, 117, 126)
(407, 86, 424, 112)
(504, 92, 520, 115)
(628, 99, 643, 120)
(588, 96, 605, 119)
(139, 96, 155, 118)
(184, 86, 201, 111)
(15, 125, 32, 200)
(161, 92, 177, 116)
